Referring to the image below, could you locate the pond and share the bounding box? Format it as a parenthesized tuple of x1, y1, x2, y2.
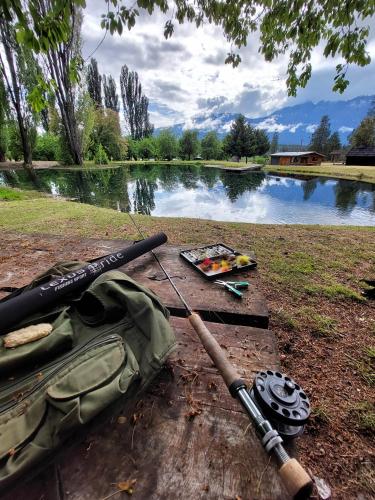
(1, 164, 375, 226)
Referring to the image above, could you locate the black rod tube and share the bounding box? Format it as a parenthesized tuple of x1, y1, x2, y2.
(0, 232, 168, 334)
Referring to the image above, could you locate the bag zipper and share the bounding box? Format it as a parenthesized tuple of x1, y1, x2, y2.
(0, 334, 123, 415)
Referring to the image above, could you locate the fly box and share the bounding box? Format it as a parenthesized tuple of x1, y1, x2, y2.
(180, 243, 257, 281)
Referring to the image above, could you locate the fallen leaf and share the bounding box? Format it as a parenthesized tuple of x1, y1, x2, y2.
(117, 479, 137, 495)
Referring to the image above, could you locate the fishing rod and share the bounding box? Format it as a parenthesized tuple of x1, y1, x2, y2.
(127, 213, 313, 499)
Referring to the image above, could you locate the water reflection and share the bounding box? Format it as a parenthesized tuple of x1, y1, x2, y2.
(1, 164, 374, 226)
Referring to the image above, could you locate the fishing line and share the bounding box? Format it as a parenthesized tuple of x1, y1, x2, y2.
(127, 212, 192, 315)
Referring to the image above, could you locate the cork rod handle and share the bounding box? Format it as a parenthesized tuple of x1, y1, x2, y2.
(188, 312, 239, 387)
(279, 458, 313, 499)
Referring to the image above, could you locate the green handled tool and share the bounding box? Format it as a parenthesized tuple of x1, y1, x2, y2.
(214, 280, 248, 298)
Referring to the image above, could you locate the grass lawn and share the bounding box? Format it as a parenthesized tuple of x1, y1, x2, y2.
(0, 193, 374, 497)
(265, 162, 375, 184)
(0, 186, 46, 201)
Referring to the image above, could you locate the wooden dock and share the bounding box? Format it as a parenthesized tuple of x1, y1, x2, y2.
(0, 233, 291, 499)
(204, 164, 262, 172)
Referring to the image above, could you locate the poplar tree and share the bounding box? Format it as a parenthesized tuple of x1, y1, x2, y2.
(38, 2, 84, 165)
(87, 58, 102, 107)
(120, 65, 153, 140)
(0, 75, 8, 162)
(0, 19, 38, 171)
(103, 75, 119, 112)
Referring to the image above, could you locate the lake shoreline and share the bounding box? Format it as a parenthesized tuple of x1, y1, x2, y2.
(2, 160, 375, 184)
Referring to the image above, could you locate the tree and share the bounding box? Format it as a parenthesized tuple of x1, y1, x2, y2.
(269, 132, 279, 154)
(224, 115, 254, 162)
(0, 19, 38, 171)
(103, 75, 119, 112)
(201, 131, 222, 160)
(349, 117, 375, 147)
(87, 58, 102, 107)
(253, 129, 270, 156)
(94, 143, 109, 165)
(327, 132, 341, 154)
(137, 137, 157, 159)
(367, 97, 375, 118)
(120, 65, 153, 140)
(39, 2, 84, 165)
(5, 1, 374, 102)
(0, 74, 9, 162)
(91, 107, 127, 160)
(310, 115, 331, 156)
(33, 133, 60, 161)
(157, 129, 178, 160)
(76, 92, 96, 160)
(179, 130, 200, 160)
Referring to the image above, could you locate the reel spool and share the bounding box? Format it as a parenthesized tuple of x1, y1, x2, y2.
(250, 370, 311, 439)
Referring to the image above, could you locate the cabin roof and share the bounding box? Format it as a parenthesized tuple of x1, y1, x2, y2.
(270, 151, 325, 157)
(346, 146, 375, 157)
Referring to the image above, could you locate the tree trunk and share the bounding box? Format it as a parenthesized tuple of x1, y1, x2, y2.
(0, 149, 5, 162)
(0, 20, 35, 175)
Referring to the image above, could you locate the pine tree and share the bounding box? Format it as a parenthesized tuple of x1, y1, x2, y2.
(327, 131, 341, 154)
(310, 115, 331, 155)
(270, 132, 279, 153)
(103, 75, 119, 112)
(253, 129, 270, 155)
(120, 65, 153, 140)
(224, 114, 254, 161)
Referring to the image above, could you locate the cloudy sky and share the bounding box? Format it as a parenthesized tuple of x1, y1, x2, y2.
(82, 1, 375, 128)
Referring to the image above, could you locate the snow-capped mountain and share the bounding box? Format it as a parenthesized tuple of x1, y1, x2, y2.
(156, 95, 374, 145)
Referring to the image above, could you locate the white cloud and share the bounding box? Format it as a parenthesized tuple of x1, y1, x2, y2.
(339, 126, 354, 133)
(82, 0, 375, 127)
(306, 124, 318, 133)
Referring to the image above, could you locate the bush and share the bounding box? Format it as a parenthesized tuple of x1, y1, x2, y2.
(94, 144, 109, 165)
(33, 133, 60, 161)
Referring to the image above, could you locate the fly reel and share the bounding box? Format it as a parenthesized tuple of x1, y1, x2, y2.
(249, 370, 311, 439)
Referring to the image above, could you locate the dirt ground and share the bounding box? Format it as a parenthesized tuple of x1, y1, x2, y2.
(0, 217, 374, 498)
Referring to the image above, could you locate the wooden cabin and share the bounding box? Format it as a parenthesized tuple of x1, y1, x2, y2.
(346, 146, 375, 166)
(270, 151, 325, 166)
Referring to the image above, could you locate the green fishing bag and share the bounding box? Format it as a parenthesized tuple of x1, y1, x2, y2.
(0, 263, 176, 491)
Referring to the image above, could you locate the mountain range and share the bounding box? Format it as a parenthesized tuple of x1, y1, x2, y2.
(156, 95, 374, 145)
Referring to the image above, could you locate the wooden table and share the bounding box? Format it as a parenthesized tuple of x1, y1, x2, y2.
(0, 233, 291, 499)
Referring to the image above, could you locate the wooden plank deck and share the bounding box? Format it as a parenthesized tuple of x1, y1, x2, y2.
(0, 233, 292, 499)
(0, 233, 268, 328)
